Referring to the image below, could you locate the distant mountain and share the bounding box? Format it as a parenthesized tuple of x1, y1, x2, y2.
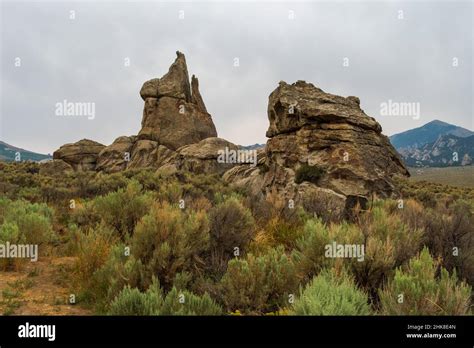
(0, 141, 52, 162)
(240, 143, 265, 150)
(397, 134, 474, 167)
(389, 120, 473, 150)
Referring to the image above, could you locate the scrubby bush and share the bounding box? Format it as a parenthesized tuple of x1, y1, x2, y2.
(108, 281, 163, 315)
(295, 164, 325, 185)
(72, 224, 118, 302)
(379, 247, 471, 315)
(291, 218, 360, 282)
(423, 200, 474, 287)
(108, 281, 222, 315)
(292, 269, 371, 315)
(251, 217, 304, 253)
(131, 202, 210, 290)
(0, 222, 22, 270)
(160, 287, 223, 315)
(208, 196, 255, 276)
(351, 205, 423, 300)
(93, 180, 152, 238)
(84, 244, 146, 310)
(302, 189, 344, 223)
(0, 198, 54, 245)
(292, 218, 332, 281)
(219, 246, 298, 314)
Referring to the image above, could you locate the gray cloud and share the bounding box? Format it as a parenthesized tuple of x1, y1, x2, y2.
(1, 0, 472, 154)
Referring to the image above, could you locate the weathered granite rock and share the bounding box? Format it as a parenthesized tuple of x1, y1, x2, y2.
(127, 140, 174, 170)
(137, 52, 217, 149)
(53, 139, 105, 171)
(96, 136, 136, 173)
(138, 96, 217, 150)
(158, 137, 240, 175)
(140, 52, 192, 102)
(225, 80, 409, 211)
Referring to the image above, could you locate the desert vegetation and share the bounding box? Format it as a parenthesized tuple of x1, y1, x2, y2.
(0, 161, 472, 315)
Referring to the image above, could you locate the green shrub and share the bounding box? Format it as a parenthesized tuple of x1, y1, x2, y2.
(295, 164, 325, 185)
(255, 217, 305, 252)
(423, 200, 474, 286)
(160, 287, 223, 315)
(0, 222, 22, 270)
(93, 180, 152, 238)
(108, 280, 163, 315)
(379, 247, 471, 315)
(292, 269, 371, 315)
(84, 244, 146, 311)
(72, 224, 118, 302)
(292, 218, 333, 281)
(292, 218, 358, 281)
(219, 246, 298, 314)
(132, 202, 210, 290)
(208, 196, 255, 275)
(108, 281, 222, 315)
(351, 205, 423, 299)
(0, 198, 54, 245)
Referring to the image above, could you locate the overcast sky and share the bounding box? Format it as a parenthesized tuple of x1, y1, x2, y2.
(1, 0, 472, 154)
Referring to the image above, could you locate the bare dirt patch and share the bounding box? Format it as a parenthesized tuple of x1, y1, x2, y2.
(0, 256, 91, 315)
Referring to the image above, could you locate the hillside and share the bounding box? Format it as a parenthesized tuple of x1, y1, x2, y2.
(0, 141, 51, 162)
(389, 120, 473, 150)
(398, 134, 474, 167)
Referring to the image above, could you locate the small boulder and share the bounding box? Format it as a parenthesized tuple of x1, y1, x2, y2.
(53, 139, 105, 171)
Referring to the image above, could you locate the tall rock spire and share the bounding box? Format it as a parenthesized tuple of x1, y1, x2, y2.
(140, 51, 192, 102)
(137, 51, 217, 150)
(191, 75, 208, 113)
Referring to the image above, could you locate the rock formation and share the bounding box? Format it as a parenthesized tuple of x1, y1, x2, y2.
(50, 52, 222, 174)
(158, 137, 240, 175)
(47, 52, 409, 211)
(137, 52, 217, 150)
(95, 136, 136, 173)
(53, 139, 105, 171)
(224, 80, 409, 210)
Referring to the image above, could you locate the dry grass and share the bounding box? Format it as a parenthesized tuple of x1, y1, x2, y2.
(409, 166, 474, 188)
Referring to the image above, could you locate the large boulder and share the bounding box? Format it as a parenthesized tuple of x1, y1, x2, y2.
(53, 139, 105, 171)
(264, 81, 409, 198)
(158, 137, 240, 175)
(137, 51, 217, 150)
(96, 136, 136, 173)
(225, 80, 409, 209)
(127, 140, 174, 169)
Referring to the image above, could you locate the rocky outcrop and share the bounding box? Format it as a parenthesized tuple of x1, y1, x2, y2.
(224, 80, 409, 208)
(137, 52, 217, 150)
(96, 136, 136, 173)
(52, 52, 219, 173)
(139, 52, 191, 101)
(50, 53, 408, 212)
(53, 139, 105, 171)
(158, 137, 240, 175)
(128, 140, 174, 170)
